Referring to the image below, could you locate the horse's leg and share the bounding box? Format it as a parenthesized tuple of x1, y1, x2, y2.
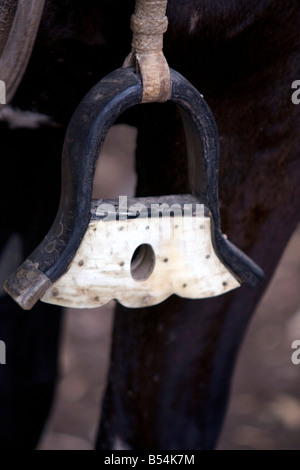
(96, 59, 300, 448)
(0, 123, 65, 449)
(0, 0, 136, 448)
(0, 295, 62, 449)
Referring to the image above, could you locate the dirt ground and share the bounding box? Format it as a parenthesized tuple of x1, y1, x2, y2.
(37, 125, 300, 450)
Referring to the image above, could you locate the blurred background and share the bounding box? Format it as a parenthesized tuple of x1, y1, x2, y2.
(37, 125, 300, 450)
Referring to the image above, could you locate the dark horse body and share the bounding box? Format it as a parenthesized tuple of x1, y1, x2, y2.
(0, 0, 299, 449)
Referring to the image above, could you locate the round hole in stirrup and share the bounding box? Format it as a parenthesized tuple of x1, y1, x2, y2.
(130, 244, 155, 281)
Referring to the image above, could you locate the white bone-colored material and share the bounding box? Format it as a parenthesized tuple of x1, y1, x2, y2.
(41, 213, 240, 309)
